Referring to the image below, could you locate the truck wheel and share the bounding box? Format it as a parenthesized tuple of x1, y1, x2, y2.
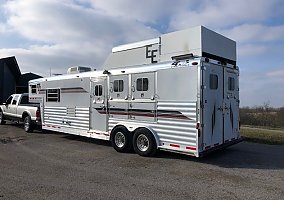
(133, 128, 157, 157)
(0, 111, 6, 125)
(111, 126, 132, 153)
(24, 116, 34, 133)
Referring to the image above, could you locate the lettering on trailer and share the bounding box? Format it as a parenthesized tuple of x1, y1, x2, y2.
(146, 45, 158, 63)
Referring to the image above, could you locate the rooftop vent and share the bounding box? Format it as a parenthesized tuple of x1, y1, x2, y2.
(67, 66, 92, 74)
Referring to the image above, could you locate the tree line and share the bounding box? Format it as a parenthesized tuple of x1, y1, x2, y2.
(240, 103, 284, 128)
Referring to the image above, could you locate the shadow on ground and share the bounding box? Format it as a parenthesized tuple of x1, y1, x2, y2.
(61, 132, 284, 170)
(155, 142, 284, 170)
(5, 123, 281, 171)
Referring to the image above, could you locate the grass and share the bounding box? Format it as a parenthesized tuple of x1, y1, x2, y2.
(241, 126, 284, 145)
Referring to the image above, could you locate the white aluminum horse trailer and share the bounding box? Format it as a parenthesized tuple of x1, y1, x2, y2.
(29, 26, 241, 157)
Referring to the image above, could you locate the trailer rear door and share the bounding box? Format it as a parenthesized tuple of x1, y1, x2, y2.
(223, 68, 240, 142)
(202, 63, 240, 150)
(202, 64, 224, 149)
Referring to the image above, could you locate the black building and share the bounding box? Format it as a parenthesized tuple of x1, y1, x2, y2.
(0, 56, 42, 103)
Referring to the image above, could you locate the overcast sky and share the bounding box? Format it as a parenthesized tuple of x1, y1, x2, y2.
(0, 0, 284, 107)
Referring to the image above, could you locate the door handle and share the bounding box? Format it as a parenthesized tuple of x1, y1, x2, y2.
(217, 107, 223, 111)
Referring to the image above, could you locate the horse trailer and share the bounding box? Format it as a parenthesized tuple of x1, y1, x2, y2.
(29, 26, 241, 157)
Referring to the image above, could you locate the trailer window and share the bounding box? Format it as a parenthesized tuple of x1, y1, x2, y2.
(136, 78, 148, 91)
(228, 77, 235, 91)
(113, 80, 124, 92)
(209, 74, 218, 90)
(31, 85, 37, 94)
(46, 89, 60, 102)
(95, 85, 103, 96)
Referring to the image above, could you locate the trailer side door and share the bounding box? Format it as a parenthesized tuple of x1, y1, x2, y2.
(130, 72, 156, 122)
(90, 77, 108, 132)
(109, 74, 129, 119)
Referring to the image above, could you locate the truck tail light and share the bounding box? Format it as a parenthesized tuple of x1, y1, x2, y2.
(36, 109, 40, 120)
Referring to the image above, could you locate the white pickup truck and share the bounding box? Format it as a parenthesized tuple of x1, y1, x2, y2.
(0, 93, 41, 132)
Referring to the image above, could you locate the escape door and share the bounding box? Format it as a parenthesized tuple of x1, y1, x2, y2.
(108, 74, 129, 120)
(130, 72, 156, 122)
(90, 77, 107, 132)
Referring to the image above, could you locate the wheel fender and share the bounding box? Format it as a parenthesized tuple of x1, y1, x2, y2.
(110, 124, 128, 135)
(22, 111, 31, 120)
(134, 126, 160, 149)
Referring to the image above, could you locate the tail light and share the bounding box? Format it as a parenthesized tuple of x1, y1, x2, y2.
(36, 109, 40, 120)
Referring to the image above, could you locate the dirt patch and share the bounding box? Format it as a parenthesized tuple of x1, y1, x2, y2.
(0, 136, 26, 144)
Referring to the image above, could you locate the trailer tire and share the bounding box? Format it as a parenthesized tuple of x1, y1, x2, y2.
(24, 115, 34, 133)
(111, 126, 132, 153)
(133, 128, 157, 157)
(0, 110, 6, 125)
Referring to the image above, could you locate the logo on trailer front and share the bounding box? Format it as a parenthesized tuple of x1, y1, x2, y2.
(146, 45, 158, 63)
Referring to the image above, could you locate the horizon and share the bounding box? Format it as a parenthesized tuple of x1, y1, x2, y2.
(1, 0, 284, 107)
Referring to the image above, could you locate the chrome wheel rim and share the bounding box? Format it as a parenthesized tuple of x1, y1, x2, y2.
(24, 118, 29, 131)
(137, 134, 149, 152)
(114, 132, 125, 148)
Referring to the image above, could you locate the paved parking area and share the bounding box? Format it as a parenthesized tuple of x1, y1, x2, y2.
(0, 123, 283, 200)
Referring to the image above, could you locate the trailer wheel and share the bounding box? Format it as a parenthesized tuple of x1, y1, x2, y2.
(133, 128, 157, 157)
(24, 115, 34, 133)
(0, 110, 6, 125)
(111, 126, 132, 153)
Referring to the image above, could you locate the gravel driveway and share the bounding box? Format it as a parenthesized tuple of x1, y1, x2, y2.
(0, 123, 283, 200)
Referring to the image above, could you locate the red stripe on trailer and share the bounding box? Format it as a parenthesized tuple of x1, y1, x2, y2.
(186, 146, 196, 150)
(104, 133, 109, 136)
(95, 132, 100, 135)
(170, 144, 180, 148)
